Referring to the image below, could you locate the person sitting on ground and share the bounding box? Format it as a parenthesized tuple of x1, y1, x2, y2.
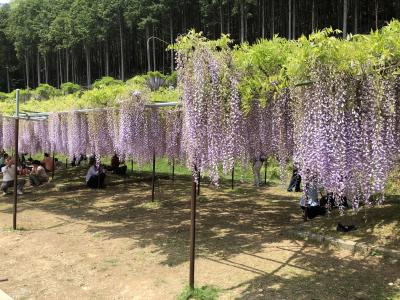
(29, 160, 49, 186)
(42, 153, 54, 173)
(86, 158, 106, 189)
(1, 157, 25, 195)
(299, 175, 326, 220)
(111, 153, 127, 175)
(287, 165, 302, 192)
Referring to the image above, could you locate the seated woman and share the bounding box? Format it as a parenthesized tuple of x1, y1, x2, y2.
(29, 160, 49, 186)
(1, 157, 26, 195)
(299, 178, 326, 220)
(86, 158, 106, 189)
(111, 153, 127, 175)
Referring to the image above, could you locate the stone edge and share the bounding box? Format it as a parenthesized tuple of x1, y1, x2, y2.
(289, 230, 400, 258)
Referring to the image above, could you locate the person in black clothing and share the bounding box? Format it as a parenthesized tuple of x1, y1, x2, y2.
(288, 165, 301, 192)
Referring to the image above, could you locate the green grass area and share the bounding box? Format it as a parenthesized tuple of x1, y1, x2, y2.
(177, 285, 220, 300)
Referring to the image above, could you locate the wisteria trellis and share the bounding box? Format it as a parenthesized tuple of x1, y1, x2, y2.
(1, 60, 399, 212)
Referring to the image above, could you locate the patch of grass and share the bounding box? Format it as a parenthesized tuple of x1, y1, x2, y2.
(140, 201, 162, 210)
(177, 285, 220, 300)
(3, 226, 29, 232)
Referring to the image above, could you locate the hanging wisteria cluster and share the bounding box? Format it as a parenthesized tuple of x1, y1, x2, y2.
(176, 38, 248, 184)
(290, 65, 400, 210)
(0, 92, 179, 170)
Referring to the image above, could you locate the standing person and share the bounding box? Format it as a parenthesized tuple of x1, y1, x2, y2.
(42, 153, 54, 173)
(1, 157, 25, 195)
(86, 158, 106, 189)
(29, 160, 49, 186)
(252, 155, 265, 187)
(287, 165, 302, 192)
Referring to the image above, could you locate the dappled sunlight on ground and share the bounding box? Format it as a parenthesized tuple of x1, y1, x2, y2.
(0, 170, 399, 299)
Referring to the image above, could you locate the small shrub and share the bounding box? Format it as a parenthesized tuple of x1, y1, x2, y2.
(33, 84, 60, 100)
(61, 82, 80, 95)
(177, 285, 220, 300)
(166, 71, 177, 87)
(92, 76, 123, 89)
(0, 92, 9, 100)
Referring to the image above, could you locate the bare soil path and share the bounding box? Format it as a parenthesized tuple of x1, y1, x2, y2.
(0, 178, 399, 299)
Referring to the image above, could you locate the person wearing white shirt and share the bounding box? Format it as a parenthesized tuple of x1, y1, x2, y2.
(1, 157, 26, 195)
(86, 158, 106, 189)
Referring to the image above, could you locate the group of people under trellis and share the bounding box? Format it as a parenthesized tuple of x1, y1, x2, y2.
(0, 150, 55, 195)
(0, 147, 131, 193)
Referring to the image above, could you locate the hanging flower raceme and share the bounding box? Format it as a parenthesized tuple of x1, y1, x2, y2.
(2, 117, 15, 151)
(48, 113, 69, 154)
(0, 116, 3, 150)
(67, 111, 89, 160)
(33, 120, 50, 154)
(19, 120, 35, 154)
(176, 34, 247, 184)
(291, 64, 399, 211)
(165, 109, 183, 163)
(87, 109, 115, 157)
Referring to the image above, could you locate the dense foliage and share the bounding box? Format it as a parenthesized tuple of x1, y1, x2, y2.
(1, 0, 399, 92)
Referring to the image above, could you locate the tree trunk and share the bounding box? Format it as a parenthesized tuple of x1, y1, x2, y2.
(59, 49, 63, 85)
(219, 1, 224, 34)
(105, 42, 110, 76)
(25, 49, 30, 89)
(375, 0, 378, 30)
(292, 0, 296, 39)
(227, 0, 230, 34)
(240, 0, 244, 43)
(119, 12, 125, 81)
(56, 51, 60, 88)
(288, 0, 292, 39)
(152, 25, 156, 71)
(261, 0, 265, 38)
(66, 48, 69, 82)
(343, 0, 348, 38)
(6, 65, 10, 93)
(85, 45, 91, 88)
(44, 53, 48, 84)
(36, 50, 41, 86)
(170, 17, 174, 73)
(354, 0, 358, 34)
(312, 0, 315, 32)
(146, 25, 151, 73)
(271, 0, 274, 36)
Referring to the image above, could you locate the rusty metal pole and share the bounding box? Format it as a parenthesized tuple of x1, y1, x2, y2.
(189, 172, 197, 289)
(51, 152, 55, 180)
(151, 151, 156, 201)
(172, 158, 175, 182)
(12, 89, 20, 230)
(264, 160, 267, 185)
(197, 171, 200, 196)
(231, 166, 235, 190)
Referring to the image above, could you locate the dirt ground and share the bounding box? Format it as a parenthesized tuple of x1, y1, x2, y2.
(0, 173, 399, 300)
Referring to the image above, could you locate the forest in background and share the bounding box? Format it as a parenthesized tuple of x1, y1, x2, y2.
(0, 0, 400, 92)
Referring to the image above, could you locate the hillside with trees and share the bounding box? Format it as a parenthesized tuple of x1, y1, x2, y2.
(0, 0, 399, 92)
